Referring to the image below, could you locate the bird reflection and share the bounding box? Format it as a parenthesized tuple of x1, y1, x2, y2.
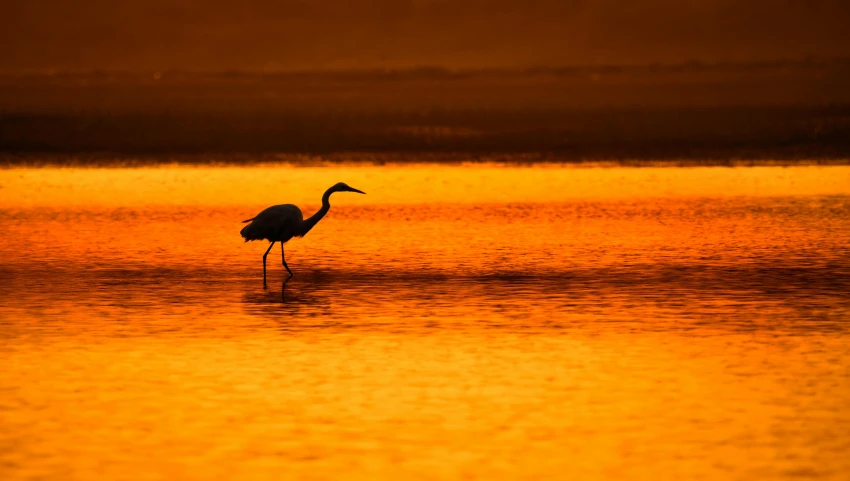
(241, 276, 334, 317)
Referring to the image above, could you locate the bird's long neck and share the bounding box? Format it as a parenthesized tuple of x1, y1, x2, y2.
(299, 188, 333, 236)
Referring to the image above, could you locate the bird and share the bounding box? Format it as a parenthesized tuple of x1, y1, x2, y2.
(240, 182, 366, 284)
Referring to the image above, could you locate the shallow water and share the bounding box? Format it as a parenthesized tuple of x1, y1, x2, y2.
(1, 165, 849, 480)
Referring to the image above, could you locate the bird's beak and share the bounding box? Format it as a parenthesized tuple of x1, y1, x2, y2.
(348, 187, 366, 194)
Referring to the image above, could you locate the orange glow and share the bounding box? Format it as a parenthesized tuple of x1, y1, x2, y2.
(2, 165, 849, 480)
(3, 164, 849, 208)
(4, 332, 849, 480)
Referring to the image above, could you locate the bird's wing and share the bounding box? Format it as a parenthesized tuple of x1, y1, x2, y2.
(241, 204, 304, 241)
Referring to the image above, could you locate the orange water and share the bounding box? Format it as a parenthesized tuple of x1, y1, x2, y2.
(1, 165, 849, 480)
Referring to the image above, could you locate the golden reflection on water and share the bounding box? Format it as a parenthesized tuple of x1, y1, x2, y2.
(3, 164, 850, 207)
(1, 164, 850, 480)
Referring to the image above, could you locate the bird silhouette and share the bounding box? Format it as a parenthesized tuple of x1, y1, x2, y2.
(240, 182, 366, 284)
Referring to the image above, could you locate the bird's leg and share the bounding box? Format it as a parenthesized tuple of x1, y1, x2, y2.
(281, 242, 293, 278)
(263, 241, 276, 287)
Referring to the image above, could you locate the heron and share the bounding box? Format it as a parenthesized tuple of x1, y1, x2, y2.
(240, 182, 366, 284)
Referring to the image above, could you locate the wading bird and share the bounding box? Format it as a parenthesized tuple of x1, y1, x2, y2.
(240, 182, 365, 284)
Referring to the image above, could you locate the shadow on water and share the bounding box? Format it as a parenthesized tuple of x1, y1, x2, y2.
(1, 263, 848, 335)
(233, 265, 850, 334)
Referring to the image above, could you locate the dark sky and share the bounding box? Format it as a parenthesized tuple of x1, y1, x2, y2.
(2, 0, 849, 71)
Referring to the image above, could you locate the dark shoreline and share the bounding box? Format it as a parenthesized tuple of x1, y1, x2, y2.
(3, 61, 849, 166)
(3, 104, 850, 166)
(2, 153, 849, 169)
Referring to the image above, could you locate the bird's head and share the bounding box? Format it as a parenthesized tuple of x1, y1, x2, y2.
(331, 182, 366, 195)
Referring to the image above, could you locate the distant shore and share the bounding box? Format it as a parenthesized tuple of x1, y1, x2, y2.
(2, 153, 849, 169)
(3, 60, 849, 164)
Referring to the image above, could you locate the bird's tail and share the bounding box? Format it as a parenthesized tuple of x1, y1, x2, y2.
(240, 218, 260, 242)
(240, 223, 252, 242)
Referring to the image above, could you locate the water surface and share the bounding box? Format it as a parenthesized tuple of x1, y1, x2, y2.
(1, 165, 849, 480)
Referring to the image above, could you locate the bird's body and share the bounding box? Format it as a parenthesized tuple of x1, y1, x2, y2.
(240, 182, 365, 284)
(240, 204, 304, 244)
